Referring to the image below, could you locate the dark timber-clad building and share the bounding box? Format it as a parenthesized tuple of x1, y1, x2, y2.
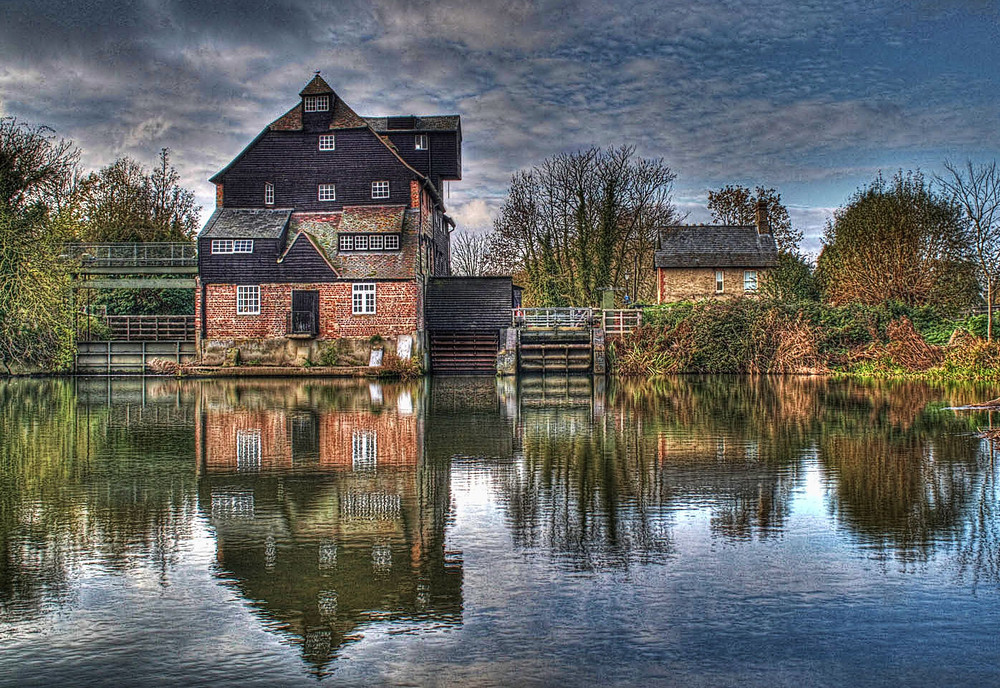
(195, 73, 464, 366)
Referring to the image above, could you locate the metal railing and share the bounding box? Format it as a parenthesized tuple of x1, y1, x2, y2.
(514, 307, 594, 328)
(62, 242, 197, 268)
(79, 315, 196, 342)
(602, 309, 643, 336)
(287, 310, 318, 336)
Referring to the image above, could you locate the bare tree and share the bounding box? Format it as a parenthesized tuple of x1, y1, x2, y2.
(707, 185, 802, 253)
(937, 160, 1000, 340)
(491, 146, 679, 306)
(451, 230, 493, 276)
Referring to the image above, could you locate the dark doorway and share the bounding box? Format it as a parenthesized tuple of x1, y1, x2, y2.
(290, 290, 319, 336)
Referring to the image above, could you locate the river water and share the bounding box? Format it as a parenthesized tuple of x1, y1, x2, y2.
(1, 375, 999, 687)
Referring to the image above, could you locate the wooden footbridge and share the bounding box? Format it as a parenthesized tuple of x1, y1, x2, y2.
(66, 243, 198, 373)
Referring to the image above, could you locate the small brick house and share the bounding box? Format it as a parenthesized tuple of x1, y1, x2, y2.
(195, 73, 461, 365)
(654, 217, 778, 303)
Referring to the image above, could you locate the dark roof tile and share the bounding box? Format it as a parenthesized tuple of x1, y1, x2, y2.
(198, 208, 292, 239)
(655, 225, 779, 268)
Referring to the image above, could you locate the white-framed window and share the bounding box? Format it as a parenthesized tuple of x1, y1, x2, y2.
(352, 429, 377, 471)
(236, 429, 262, 472)
(352, 283, 376, 315)
(236, 285, 260, 315)
(384, 234, 400, 251)
(264, 182, 274, 205)
(233, 239, 253, 253)
(715, 270, 724, 293)
(304, 95, 329, 112)
(212, 239, 233, 254)
(743, 270, 758, 292)
(318, 183, 336, 202)
(318, 134, 336, 151)
(371, 180, 390, 199)
(354, 235, 369, 251)
(369, 235, 384, 251)
(339, 234, 354, 252)
(415, 134, 428, 150)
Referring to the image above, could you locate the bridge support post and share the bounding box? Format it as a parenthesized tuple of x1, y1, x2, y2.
(496, 327, 518, 376)
(592, 327, 606, 375)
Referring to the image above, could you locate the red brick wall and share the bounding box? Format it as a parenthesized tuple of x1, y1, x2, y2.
(215, 184, 223, 207)
(204, 281, 420, 339)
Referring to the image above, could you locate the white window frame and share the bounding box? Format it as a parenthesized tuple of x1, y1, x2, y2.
(351, 429, 378, 471)
(233, 239, 253, 253)
(339, 234, 354, 252)
(236, 429, 262, 471)
(304, 95, 329, 112)
(369, 235, 384, 251)
(212, 239, 234, 254)
(352, 283, 376, 315)
(743, 270, 758, 293)
(318, 134, 336, 151)
(715, 270, 724, 293)
(371, 180, 390, 199)
(318, 183, 336, 202)
(415, 134, 428, 150)
(264, 182, 274, 205)
(384, 234, 400, 251)
(354, 235, 369, 251)
(236, 285, 260, 315)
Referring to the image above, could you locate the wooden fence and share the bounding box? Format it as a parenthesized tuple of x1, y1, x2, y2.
(79, 315, 196, 342)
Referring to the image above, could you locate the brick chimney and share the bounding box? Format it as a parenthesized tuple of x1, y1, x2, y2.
(755, 200, 769, 235)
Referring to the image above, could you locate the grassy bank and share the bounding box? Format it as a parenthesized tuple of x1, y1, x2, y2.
(609, 300, 1000, 380)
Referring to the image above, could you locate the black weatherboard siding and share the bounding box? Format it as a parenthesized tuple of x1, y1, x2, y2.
(425, 278, 514, 330)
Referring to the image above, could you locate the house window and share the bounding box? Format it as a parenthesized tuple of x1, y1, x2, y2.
(304, 95, 329, 112)
(233, 239, 253, 253)
(318, 184, 336, 202)
(715, 270, 724, 293)
(352, 283, 376, 314)
(264, 182, 274, 205)
(212, 239, 233, 254)
(236, 429, 261, 472)
(236, 285, 260, 315)
(743, 270, 758, 292)
(352, 430, 377, 471)
(339, 234, 353, 252)
(384, 234, 400, 251)
(371, 180, 390, 199)
(369, 235, 384, 251)
(354, 235, 369, 251)
(415, 134, 428, 150)
(318, 134, 336, 151)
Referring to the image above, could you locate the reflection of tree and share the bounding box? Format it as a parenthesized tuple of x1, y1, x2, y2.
(0, 378, 197, 624)
(957, 451, 1000, 587)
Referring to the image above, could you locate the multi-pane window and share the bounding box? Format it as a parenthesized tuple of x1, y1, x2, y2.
(715, 270, 724, 293)
(318, 134, 336, 151)
(318, 183, 336, 202)
(743, 270, 758, 292)
(371, 180, 390, 199)
(352, 283, 376, 314)
(264, 182, 274, 205)
(304, 95, 329, 112)
(351, 430, 378, 471)
(236, 429, 262, 472)
(212, 239, 253, 254)
(338, 233, 402, 252)
(415, 134, 428, 150)
(236, 285, 260, 315)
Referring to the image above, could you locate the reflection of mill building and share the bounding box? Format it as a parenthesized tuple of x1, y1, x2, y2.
(194, 381, 461, 674)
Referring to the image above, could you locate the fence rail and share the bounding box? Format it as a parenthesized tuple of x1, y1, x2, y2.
(79, 315, 196, 342)
(63, 242, 197, 268)
(514, 307, 594, 328)
(602, 309, 643, 336)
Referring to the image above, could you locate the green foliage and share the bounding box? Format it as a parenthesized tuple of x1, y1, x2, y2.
(707, 185, 802, 253)
(317, 341, 346, 367)
(759, 251, 820, 302)
(91, 286, 194, 316)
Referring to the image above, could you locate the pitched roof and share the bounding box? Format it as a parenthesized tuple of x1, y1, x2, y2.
(289, 209, 419, 279)
(339, 205, 407, 233)
(364, 116, 461, 132)
(655, 225, 778, 268)
(198, 208, 292, 239)
(299, 74, 334, 96)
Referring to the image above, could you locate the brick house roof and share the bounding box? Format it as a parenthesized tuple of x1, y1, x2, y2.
(298, 74, 334, 96)
(364, 116, 460, 132)
(339, 205, 407, 234)
(289, 208, 418, 279)
(655, 225, 779, 268)
(199, 208, 292, 239)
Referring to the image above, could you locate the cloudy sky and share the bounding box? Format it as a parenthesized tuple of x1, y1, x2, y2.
(2, 0, 998, 253)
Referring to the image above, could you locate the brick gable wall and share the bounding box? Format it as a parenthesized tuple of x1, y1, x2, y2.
(657, 267, 774, 303)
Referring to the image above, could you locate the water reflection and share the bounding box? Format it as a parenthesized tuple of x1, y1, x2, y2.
(2, 374, 1000, 683)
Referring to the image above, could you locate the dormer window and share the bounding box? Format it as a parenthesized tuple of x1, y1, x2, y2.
(318, 134, 335, 151)
(415, 134, 429, 150)
(304, 95, 329, 112)
(264, 182, 274, 205)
